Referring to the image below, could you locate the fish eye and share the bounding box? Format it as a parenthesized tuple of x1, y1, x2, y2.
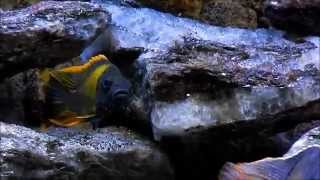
(102, 80, 113, 91)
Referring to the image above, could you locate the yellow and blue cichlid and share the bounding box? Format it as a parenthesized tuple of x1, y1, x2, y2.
(41, 54, 131, 129)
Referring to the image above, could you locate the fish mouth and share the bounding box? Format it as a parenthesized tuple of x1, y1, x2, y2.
(112, 89, 130, 104)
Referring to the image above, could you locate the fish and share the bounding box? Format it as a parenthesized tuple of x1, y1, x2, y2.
(40, 54, 132, 129)
(219, 147, 320, 180)
(219, 133, 320, 180)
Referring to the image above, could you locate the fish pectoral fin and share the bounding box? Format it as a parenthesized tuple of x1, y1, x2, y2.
(48, 116, 87, 128)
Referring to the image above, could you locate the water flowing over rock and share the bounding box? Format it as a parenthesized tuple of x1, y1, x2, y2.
(0, 1, 111, 79)
(0, 122, 174, 179)
(264, 0, 320, 36)
(219, 126, 320, 180)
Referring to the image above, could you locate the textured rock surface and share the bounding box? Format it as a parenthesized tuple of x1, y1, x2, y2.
(148, 37, 320, 139)
(264, 0, 320, 35)
(84, 3, 320, 179)
(0, 69, 43, 126)
(94, 2, 320, 139)
(0, 1, 110, 79)
(219, 126, 320, 180)
(0, 122, 174, 179)
(135, 0, 264, 28)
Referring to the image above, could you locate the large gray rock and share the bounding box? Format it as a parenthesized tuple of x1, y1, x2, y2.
(219, 126, 320, 180)
(0, 1, 110, 79)
(264, 0, 320, 36)
(86, 3, 320, 179)
(148, 37, 320, 140)
(0, 122, 174, 180)
(94, 2, 320, 139)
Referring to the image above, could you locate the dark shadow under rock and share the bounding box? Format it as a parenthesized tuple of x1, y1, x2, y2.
(0, 69, 43, 126)
(0, 122, 174, 180)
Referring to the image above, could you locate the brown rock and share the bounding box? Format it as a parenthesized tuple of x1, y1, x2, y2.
(137, 0, 264, 28)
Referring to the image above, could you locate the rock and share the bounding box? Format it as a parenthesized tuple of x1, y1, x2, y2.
(0, 69, 43, 126)
(219, 126, 320, 180)
(135, 0, 264, 28)
(0, 122, 174, 179)
(89, 3, 320, 179)
(93, 1, 320, 138)
(0, 1, 111, 80)
(148, 37, 320, 140)
(92, 0, 142, 7)
(264, 0, 320, 36)
(0, 0, 41, 10)
(1, 2, 320, 179)
(160, 101, 320, 179)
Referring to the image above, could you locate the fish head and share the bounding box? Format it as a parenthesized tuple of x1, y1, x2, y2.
(96, 64, 132, 113)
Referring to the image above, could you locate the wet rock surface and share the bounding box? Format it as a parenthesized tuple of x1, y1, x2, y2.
(0, 122, 174, 180)
(0, 1, 110, 79)
(219, 126, 320, 180)
(264, 0, 320, 36)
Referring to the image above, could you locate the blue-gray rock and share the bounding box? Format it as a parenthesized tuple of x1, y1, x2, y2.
(83, 3, 320, 179)
(0, 122, 174, 180)
(92, 2, 320, 140)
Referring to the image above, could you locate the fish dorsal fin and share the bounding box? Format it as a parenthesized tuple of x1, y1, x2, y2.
(59, 55, 110, 74)
(49, 55, 110, 91)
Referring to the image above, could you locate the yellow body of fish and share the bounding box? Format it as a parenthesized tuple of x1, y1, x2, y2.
(40, 55, 111, 129)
